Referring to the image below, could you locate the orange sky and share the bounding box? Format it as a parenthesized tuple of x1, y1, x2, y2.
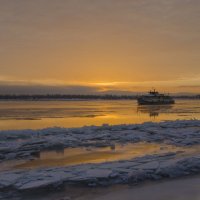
(0, 0, 200, 94)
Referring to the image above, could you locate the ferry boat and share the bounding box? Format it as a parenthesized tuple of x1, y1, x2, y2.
(137, 90, 175, 105)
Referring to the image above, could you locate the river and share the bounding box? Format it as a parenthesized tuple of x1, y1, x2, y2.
(0, 99, 200, 130)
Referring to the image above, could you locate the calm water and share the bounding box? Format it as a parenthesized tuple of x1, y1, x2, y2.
(15, 142, 182, 169)
(0, 99, 200, 130)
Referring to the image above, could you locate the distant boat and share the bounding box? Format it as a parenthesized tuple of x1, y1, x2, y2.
(137, 90, 175, 105)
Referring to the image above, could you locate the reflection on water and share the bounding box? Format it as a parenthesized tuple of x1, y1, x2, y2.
(15, 142, 182, 169)
(137, 105, 173, 118)
(0, 99, 200, 130)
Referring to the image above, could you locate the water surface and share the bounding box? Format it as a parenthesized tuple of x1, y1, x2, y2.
(0, 99, 200, 130)
(15, 142, 182, 169)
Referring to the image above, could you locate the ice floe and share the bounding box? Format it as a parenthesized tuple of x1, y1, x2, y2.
(0, 120, 200, 199)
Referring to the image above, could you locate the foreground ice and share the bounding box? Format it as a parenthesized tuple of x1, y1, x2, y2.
(78, 175, 200, 200)
(0, 120, 200, 199)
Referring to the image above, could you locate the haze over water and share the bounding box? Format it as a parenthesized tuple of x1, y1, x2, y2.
(0, 99, 200, 130)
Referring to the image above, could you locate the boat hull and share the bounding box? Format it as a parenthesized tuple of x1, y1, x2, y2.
(137, 97, 175, 105)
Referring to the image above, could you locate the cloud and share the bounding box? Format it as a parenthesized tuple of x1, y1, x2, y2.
(0, 85, 100, 95)
(1, 74, 200, 95)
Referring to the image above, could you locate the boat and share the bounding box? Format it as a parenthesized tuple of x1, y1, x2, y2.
(137, 89, 175, 105)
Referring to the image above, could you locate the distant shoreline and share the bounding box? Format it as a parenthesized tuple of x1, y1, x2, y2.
(0, 94, 199, 101)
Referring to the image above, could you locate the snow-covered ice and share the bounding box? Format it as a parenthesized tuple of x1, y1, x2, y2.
(0, 120, 200, 199)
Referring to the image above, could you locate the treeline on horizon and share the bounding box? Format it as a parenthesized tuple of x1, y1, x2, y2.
(0, 94, 137, 100)
(0, 94, 200, 100)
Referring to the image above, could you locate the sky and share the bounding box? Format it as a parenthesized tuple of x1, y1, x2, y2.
(0, 0, 200, 94)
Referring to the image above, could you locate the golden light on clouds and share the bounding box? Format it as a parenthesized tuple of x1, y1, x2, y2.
(0, 0, 199, 94)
